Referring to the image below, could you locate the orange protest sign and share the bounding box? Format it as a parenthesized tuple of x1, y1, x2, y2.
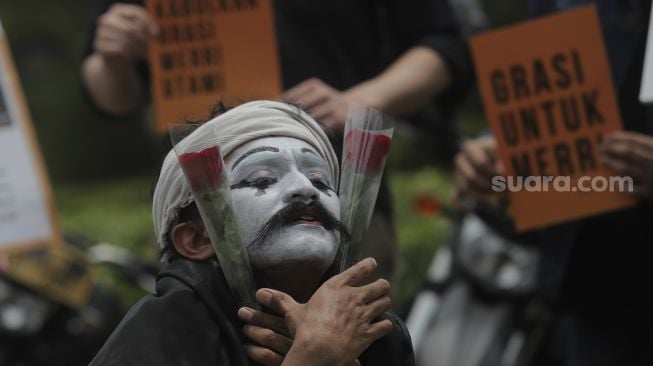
(147, 0, 282, 133)
(470, 5, 635, 232)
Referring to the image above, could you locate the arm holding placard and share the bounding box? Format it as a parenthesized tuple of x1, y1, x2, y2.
(82, 2, 156, 115)
(283, 47, 453, 134)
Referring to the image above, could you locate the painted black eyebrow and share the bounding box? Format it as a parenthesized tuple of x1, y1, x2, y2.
(301, 147, 318, 156)
(231, 146, 280, 171)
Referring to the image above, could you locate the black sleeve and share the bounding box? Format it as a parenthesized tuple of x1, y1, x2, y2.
(383, 0, 473, 98)
(527, 0, 558, 17)
(88, 281, 236, 366)
(359, 311, 415, 366)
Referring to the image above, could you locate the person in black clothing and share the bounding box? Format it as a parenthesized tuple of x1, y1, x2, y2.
(81, 0, 472, 287)
(452, 1, 653, 364)
(90, 101, 413, 365)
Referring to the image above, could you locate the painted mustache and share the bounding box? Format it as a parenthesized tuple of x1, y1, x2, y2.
(247, 201, 351, 251)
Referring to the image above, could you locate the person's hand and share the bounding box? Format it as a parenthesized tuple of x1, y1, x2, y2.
(237, 307, 361, 366)
(451, 136, 504, 209)
(93, 3, 158, 63)
(283, 78, 351, 134)
(237, 307, 292, 365)
(249, 258, 393, 366)
(601, 131, 653, 200)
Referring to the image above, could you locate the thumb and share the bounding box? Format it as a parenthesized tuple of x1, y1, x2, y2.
(256, 288, 298, 316)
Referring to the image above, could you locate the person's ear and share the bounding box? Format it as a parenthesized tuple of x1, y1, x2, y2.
(170, 221, 214, 260)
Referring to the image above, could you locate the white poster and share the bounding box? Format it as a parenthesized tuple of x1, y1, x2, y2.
(0, 21, 58, 252)
(639, 5, 653, 104)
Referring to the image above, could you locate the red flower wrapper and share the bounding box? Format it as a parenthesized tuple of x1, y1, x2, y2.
(178, 146, 225, 191)
(170, 124, 258, 309)
(338, 106, 395, 272)
(344, 130, 392, 175)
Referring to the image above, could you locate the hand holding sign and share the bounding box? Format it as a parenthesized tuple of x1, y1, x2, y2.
(94, 4, 158, 62)
(451, 136, 504, 209)
(470, 5, 635, 231)
(601, 131, 653, 200)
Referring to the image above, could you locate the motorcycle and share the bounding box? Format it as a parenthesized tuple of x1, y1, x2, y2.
(407, 210, 565, 366)
(0, 240, 157, 366)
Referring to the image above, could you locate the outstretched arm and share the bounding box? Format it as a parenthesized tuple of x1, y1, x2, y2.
(344, 46, 452, 117)
(283, 47, 453, 134)
(82, 3, 156, 115)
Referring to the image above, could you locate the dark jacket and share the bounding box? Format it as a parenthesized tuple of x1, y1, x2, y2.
(89, 258, 414, 365)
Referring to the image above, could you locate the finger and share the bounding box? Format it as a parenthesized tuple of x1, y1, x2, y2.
(462, 140, 496, 178)
(456, 153, 492, 193)
(295, 86, 332, 112)
(111, 3, 152, 24)
(283, 78, 321, 102)
(312, 98, 349, 125)
(98, 15, 149, 48)
(365, 319, 394, 342)
(96, 25, 148, 60)
(360, 279, 391, 304)
(604, 131, 653, 152)
(452, 161, 500, 209)
(95, 29, 144, 50)
(256, 288, 299, 317)
(94, 37, 144, 60)
(309, 99, 338, 121)
(245, 344, 284, 366)
(602, 154, 644, 180)
(352, 360, 362, 366)
(336, 257, 377, 286)
(602, 139, 652, 168)
(243, 325, 293, 355)
(601, 154, 628, 172)
(238, 307, 291, 337)
(362, 296, 392, 321)
(110, 4, 159, 36)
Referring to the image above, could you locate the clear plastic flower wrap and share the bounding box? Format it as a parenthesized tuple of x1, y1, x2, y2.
(170, 124, 258, 309)
(338, 105, 395, 272)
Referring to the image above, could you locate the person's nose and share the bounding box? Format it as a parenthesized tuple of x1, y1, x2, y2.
(281, 171, 319, 204)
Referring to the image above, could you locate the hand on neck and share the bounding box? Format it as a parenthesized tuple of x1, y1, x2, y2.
(255, 261, 330, 303)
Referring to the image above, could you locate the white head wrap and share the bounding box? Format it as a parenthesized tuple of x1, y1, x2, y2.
(152, 100, 339, 249)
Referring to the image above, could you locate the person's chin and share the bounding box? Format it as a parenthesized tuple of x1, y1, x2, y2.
(252, 226, 338, 270)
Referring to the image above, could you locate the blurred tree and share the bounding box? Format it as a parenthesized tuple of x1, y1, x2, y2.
(0, 1, 163, 182)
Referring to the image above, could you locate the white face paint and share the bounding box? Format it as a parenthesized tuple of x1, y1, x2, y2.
(224, 137, 340, 276)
